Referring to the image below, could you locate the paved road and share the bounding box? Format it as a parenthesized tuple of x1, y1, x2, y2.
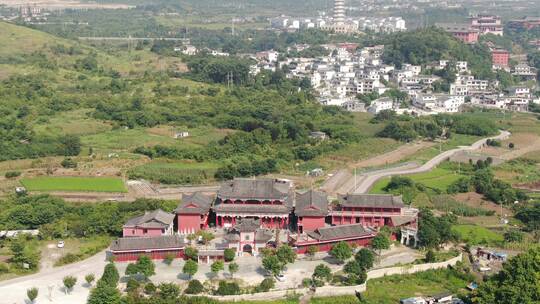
(353, 131, 511, 193)
(0, 250, 108, 304)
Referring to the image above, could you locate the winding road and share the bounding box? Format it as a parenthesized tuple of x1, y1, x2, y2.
(351, 130, 511, 194)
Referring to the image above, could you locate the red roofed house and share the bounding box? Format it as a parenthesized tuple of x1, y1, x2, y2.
(291, 224, 376, 254)
(175, 192, 213, 235)
(122, 209, 175, 237)
(213, 178, 293, 229)
(295, 190, 328, 233)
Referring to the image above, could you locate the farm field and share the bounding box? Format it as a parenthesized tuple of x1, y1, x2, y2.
(369, 163, 466, 194)
(452, 224, 504, 245)
(21, 176, 127, 192)
(128, 160, 220, 185)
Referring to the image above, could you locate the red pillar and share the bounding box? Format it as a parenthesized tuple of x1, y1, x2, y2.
(271, 217, 274, 228)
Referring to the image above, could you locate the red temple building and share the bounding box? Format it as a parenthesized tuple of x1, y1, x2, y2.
(437, 23, 479, 44)
(491, 48, 510, 68)
(224, 218, 274, 256)
(330, 194, 413, 228)
(292, 224, 376, 254)
(122, 209, 175, 237)
(110, 235, 186, 262)
(175, 192, 213, 234)
(213, 178, 293, 229)
(295, 190, 328, 233)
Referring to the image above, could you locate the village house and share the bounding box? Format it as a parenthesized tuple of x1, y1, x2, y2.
(122, 209, 175, 237)
(368, 97, 394, 114)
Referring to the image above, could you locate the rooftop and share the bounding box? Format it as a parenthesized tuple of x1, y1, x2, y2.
(217, 178, 292, 201)
(123, 209, 175, 229)
(110, 235, 185, 252)
(295, 190, 328, 217)
(175, 192, 214, 214)
(337, 194, 405, 209)
(307, 223, 375, 241)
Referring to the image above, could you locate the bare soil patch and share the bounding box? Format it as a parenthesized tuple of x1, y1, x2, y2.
(453, 192, 512, 214)
(481, 133, 540, 160)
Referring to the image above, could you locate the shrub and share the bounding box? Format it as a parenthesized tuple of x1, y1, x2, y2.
(61, 158, 77, 168)
(215, 281, 240, 295)
(509, 143, 515, 149)
(126, 278, 140, 292)
(184, 247, 198, 261)
(164, 253, 175, 265)
(27, 287, 38, 303)
(5, 171, 21, 178)
(185, 279, 204, 294)
(0, 263, 9, 274)
(504, 230, 524, 243)
(425, 250, 436, 263)
(56, 253, 81, 265)
(256, 278, 275, 292)
(223, 248, 235, 262)
(85, 274, 95, 286)
(144, 282, 156, 295)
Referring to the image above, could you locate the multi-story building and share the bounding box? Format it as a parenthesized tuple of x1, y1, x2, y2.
(368, 97, 394, 114)
(491, 49, 509, 68)
(437, 23, 479, 44)
(213, 178, 294, 229)
(470, 15, 503, 36)
(175, 192, 213, 234)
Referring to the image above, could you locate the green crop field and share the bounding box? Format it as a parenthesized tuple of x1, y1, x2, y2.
(21, 176, 127, 192)
(452, 224, 504, 245)
(370, 165, 465, 194)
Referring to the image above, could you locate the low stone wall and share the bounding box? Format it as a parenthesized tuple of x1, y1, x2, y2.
(205, 254, 462, 301)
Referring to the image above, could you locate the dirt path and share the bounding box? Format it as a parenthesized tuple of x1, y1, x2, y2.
(353, 141, 435, 168)
(352, 131, 511, 193)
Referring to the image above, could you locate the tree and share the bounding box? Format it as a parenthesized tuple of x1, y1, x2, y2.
(262, 255, 282, 276)
(63, 275, 77, 294)
(224, 248, 236, 262)
(425, 250, 436, 263)
(195, 230, 215, 245)
(87, 284, 121, 304)
(185, 279, 204, 294)
(134, 255, 155, 279)
(126, 278, 140, 293)
(163, 253, 175, 265)
(329, 241, 352, 264)
(184, 247, 198, 261)
(99, 263, 119, 288)
(27, 287, 38, 303)
(276, 245, 297, 265)
(344, 261, 368, 285)
(85, 274, 95, 286)
(312, 264, 332, 282)
(503, 230, 524, 243)
(355, 248, 375, 270)
(306, 245, 318, 259)
(372, 234, 390, 255)
(228, 262, 239, 278)
(472, 247, 540, 303)
(60, 135, 81, 156)
(256, 278, 275, 292)
(143, 282, 156, 295)
(182, 259, 198, 279)
(508, 142, 515, 149)
(216, 281, 241, 295)
(157, 283, 180, 300)
(211, 260, 224, 278)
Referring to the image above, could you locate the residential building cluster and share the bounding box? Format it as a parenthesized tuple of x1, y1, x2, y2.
(109, 178, 418, 262)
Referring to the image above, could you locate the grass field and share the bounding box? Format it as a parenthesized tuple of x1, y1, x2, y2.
(452, 224, 504, 245)
(21, 176, 127, 192)
(369, 163, 466, 194)
(128, 160, 220, 184)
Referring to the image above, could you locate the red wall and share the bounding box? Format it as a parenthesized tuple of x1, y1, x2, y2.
(178, 214, 201, 234)
(113, 249, 184, 262)
(122, 227, 164, 238)
(298, 216, 325, 232)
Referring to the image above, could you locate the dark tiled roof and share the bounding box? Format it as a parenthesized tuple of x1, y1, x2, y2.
(390, 215, 415, 226)
(110, 235, 186, 252)
(213, 203, 291, 215)
(338, 194, 404, 208)
(307, 224, 374, 241)
(224, 226, 273, 243)
(217, 178, 292, 202)
(175, 192, 213, 214)
(235, 218, 260, 232)
(123, 209, 175, 229)
(295, 190, 328, 217)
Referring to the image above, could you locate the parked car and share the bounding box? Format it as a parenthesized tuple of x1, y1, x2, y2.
(275, 274, 285, 282)
(57, 240, 65, 248)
